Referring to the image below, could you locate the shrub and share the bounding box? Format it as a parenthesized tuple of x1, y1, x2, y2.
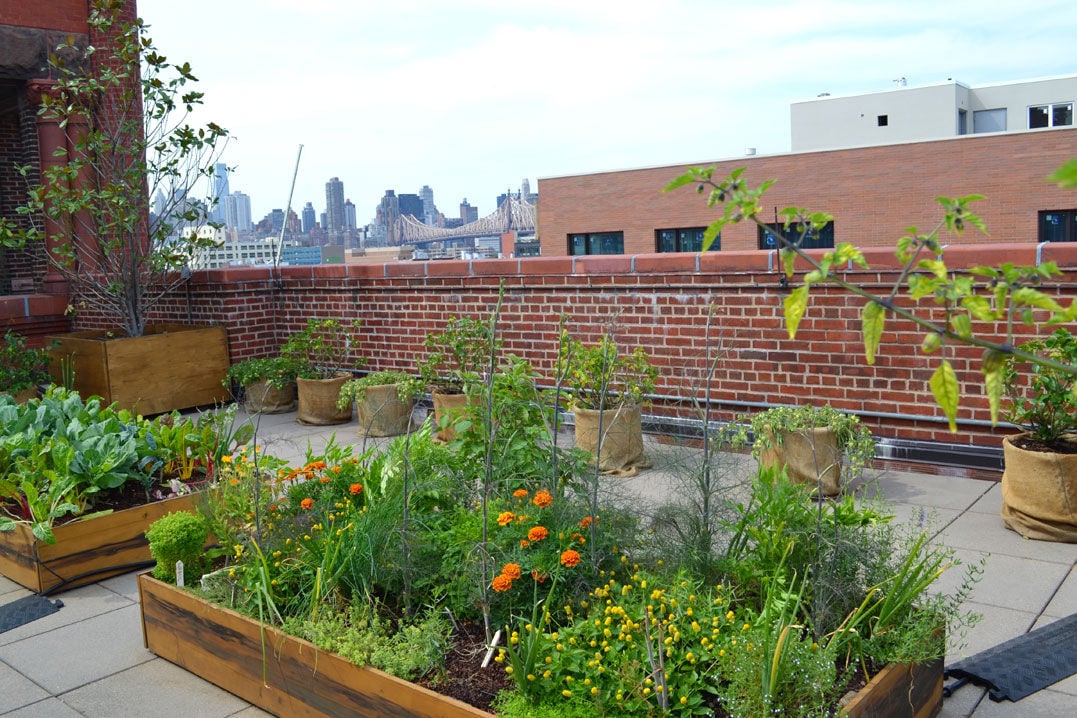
(146, 510, 208, 584)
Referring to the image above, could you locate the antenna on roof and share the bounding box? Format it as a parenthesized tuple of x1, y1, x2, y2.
(275, 144, 304, 268)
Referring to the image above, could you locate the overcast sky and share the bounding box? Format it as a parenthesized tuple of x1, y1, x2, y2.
(138, 0, 1077, 224)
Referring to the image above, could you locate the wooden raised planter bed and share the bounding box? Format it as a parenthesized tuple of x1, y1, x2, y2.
(47, 323, 229, 416)
(0, 493, 200, 594)
(139, 574, 489, 718)
(139, 575, 942, 718)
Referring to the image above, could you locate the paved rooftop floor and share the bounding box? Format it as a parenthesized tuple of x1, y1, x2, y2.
(2, 407, 1075, 717)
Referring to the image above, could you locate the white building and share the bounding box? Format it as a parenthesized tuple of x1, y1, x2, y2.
(791, 74, 1077, 152)
(186, 230, 291, 269)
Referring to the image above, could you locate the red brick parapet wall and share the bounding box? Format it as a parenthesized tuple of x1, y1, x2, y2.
(102, 240, 1077, 454)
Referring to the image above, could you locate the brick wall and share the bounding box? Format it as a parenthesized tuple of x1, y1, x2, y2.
(95, 243, 1077, 452)
(538, 129, 1077, 255)
(0, 0, 90, 34)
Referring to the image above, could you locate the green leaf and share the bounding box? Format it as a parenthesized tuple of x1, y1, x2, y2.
(1012, 287, 1063, 313)
(917, 259, 948, 279)
(950, 314, 972, 339)
(981, 349, 1007, 426)
(930, 360, 960, 433)
(1048, 158, 1077, 189)
(784, 285, 810, 339)
(861, 301, 885, 365)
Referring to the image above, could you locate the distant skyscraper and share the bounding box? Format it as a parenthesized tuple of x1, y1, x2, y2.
(420, 185, 438, 225)
(398, 193, 423, 220)
(325, 177, 345, 240)
(223, 191, 252, 231)
(460, 199, 478, 224)
(269, 209, 285, 234)
(344, 199, 356, 231)
(211, 163, 230, 223)
(301, 202, 316, 234)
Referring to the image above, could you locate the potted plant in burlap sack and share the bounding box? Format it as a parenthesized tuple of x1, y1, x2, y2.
(1000, 328, 1077, 542)
(560, 329, 657, 477)
(418, 315, 497, 442)
(281, 318, 364, 425)
(223, 356, 300, 414)
(337, 370, 423, 437)
(737, 404, 875, 496)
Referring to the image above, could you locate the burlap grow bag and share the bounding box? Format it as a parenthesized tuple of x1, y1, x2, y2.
(758, 427, 842, 496)
(296, 374, 351, 425)
(355, 383, 415, 437)
(243, 379, 295, 415)
(574, 405, 651, 477)
(431, 391, 473, 443)
(1000, 434, 1077, 543)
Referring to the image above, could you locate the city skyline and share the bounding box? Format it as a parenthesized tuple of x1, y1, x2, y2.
(139, 0, 1077, 220)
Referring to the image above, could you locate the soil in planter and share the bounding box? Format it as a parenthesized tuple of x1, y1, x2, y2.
(1010, 434, 1077, 454)
(416, 621, 513, 712)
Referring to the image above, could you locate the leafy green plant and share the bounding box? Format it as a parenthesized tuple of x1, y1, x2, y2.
(418, 315, 498, 394)
(0, 0, 229, 337)
(224, 356, 300, 391)
(0, 387, 153, 541)
(0, 332, 53, 394)
(146, 510, 209, 584)
(281, 318, 364, 380)
(1003, 328, 1077, 448)
(336, 369, 423, 410)
(734, 404, 876, 481)
(559, 330, 657, 410)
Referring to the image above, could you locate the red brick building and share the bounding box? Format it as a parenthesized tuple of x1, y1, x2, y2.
(537, 129, 1077, 256)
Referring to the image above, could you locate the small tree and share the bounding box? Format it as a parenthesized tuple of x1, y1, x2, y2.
(1, 0, 228, 337)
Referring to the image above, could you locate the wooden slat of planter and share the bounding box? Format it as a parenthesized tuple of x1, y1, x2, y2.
(0, 493, 199, 594)
(139, 574, 493, 718)
(842, 658, 943, 718)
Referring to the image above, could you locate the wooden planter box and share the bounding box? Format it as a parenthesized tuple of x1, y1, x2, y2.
(139, 574, 490, 718)
(139, 575, 942, 718)
(0, 493, 200, 594)
(47, 323, 229, 415)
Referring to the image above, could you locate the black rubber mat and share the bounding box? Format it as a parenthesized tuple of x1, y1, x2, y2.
(0, 594, 63, 633)
(944, 613, 1077, 702)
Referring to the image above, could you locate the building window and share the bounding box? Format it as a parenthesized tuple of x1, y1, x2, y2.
(1029, 103, 1073, 129)
(877, 114, 888, 127)
(1039, 210, 1077, 243)
(569, 231, 624, 255)
(757, 221, 835, 250)
(656, 227, 718, 252)
(973, 108, 1006, 133)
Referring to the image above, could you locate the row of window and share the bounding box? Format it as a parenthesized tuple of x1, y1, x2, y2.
(568, 211, 1077, 255)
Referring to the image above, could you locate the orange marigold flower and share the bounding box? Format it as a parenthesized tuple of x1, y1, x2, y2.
(349, 483, 363, 495)
(513, 489, 529, 499)
(300, 497, 314, 510)
(560, 549, 581, 567)
(497, 511, 516, 527)
(531, 570, 548, 583)
(520, 539, 531, 549)
(502, 563, 522, 580)
(307, 461, 327, 471)
(267, 504, 277, 512)
(319, 476, 330, 484)
(491, 574, 513, 592)
(528, 526, 549, 542)
(533, 489, 553, 508)
(579, 516, 594, 528)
